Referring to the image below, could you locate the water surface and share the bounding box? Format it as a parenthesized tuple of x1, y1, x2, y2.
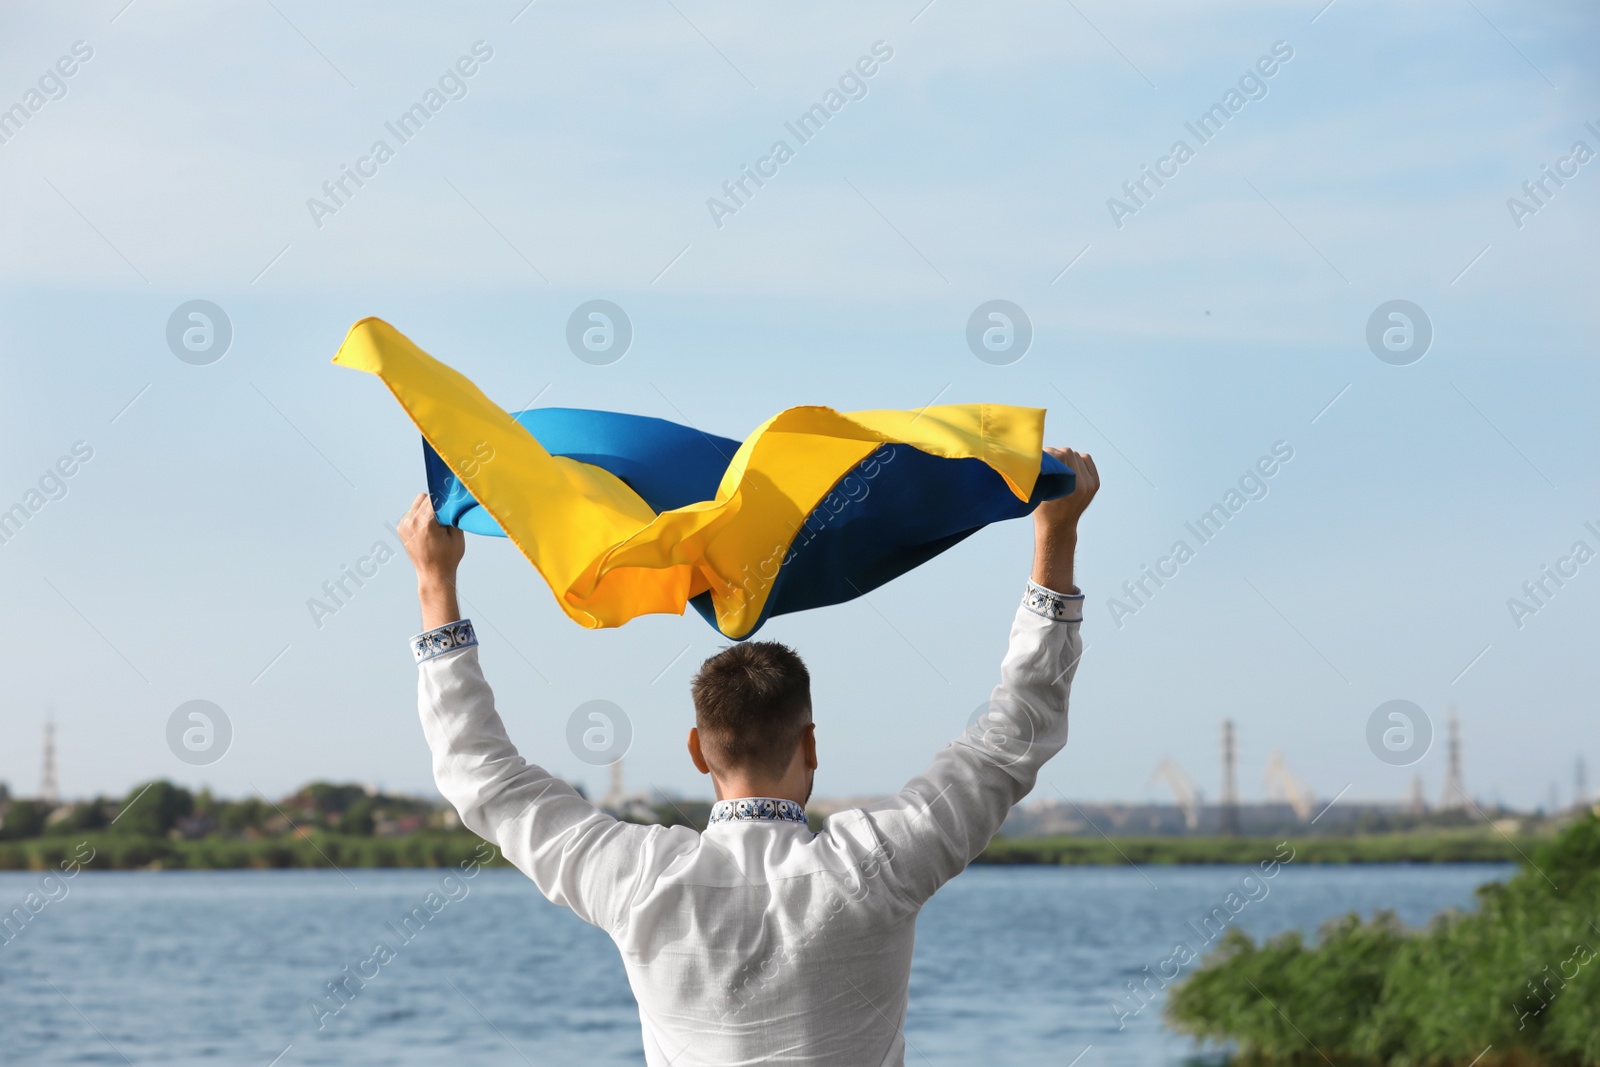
(0, 862, 1509, 1065)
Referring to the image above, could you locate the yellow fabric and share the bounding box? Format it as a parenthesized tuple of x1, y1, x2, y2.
(333, 317, 1048, 638)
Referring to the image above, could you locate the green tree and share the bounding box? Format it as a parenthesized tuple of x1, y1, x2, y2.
(44, 798, 112, 835)
(111, 781, 194, 837)
(0, 800, 49, 840)
(217, 797, 270, 833)
(341, 798, 376, 836)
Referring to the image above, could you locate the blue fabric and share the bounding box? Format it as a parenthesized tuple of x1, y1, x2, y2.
(425, 408, 740, 535)
(424, 407, 1073, 637)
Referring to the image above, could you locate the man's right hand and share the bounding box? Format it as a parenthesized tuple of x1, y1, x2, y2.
(1032, 447, 1098, 594)
(400, 492, 465, 629)
(1036, 447, 1099, 531)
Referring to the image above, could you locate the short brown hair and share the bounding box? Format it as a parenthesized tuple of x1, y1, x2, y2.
(691, 641, 811, 780)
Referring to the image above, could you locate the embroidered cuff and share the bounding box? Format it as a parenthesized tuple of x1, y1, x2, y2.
(1023, 580, 1083, 622)
(412, 619, 478, 664)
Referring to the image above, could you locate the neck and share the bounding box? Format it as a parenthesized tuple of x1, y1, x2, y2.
(710, 773, 809, 808)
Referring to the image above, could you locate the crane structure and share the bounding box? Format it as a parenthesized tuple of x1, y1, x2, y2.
(1263, 750, 1315, 822)
(1149, 759, 1201, 830)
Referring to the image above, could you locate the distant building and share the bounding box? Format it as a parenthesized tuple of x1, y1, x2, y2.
(599, 759, 660, 824)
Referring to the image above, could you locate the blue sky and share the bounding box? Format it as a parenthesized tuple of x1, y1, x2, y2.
(0, 0, 1595, 810)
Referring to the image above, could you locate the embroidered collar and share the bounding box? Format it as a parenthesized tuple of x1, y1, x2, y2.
(708, 797, 808, 826)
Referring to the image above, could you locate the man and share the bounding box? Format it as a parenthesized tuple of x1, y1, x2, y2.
(399, 445, 1099, 1065)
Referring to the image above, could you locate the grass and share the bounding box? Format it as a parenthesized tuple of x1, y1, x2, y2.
(0, 832, 513, 872)
(0, 828, 1536, 872)
(976, 831, 1532, 866)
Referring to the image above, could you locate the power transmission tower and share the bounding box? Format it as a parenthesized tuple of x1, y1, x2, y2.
(1219, 719, 1240, 835)
(40, 721, 60, 806)
(1576, 756, 1589, 810)
(1439, 707, 1467, 811)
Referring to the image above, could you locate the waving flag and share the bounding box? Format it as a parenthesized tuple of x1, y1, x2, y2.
(335, 318, 1073, 638)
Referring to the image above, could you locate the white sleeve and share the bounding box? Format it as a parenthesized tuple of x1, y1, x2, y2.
(850, 581, 1084, 908)
(412, 619, 671, 932)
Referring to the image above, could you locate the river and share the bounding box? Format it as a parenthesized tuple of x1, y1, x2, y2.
(0, 862, 1508, 1065)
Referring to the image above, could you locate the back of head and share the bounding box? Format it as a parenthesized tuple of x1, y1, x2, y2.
(691, 641, 811, 781)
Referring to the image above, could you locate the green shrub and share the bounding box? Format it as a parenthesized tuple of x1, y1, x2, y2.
(1166, 813, 1600, 1066)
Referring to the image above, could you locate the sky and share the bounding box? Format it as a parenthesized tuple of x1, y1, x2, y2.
(0, 0, 1596, 812)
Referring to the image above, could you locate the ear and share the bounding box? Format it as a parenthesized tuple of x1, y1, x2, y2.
(688, 727, 712, 775)
(801, 721, 817, 771)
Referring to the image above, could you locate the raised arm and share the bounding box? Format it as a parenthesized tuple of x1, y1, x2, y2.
(399, 494, 672, 931)
(847, 448, 1098, 908)
(1028, 447, 1093, 596)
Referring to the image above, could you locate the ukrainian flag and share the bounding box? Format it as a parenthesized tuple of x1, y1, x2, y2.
(335, 318, 1073, 638)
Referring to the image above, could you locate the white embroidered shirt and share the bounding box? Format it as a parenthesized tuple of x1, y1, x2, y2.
(412, 580, 1085, 1066)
